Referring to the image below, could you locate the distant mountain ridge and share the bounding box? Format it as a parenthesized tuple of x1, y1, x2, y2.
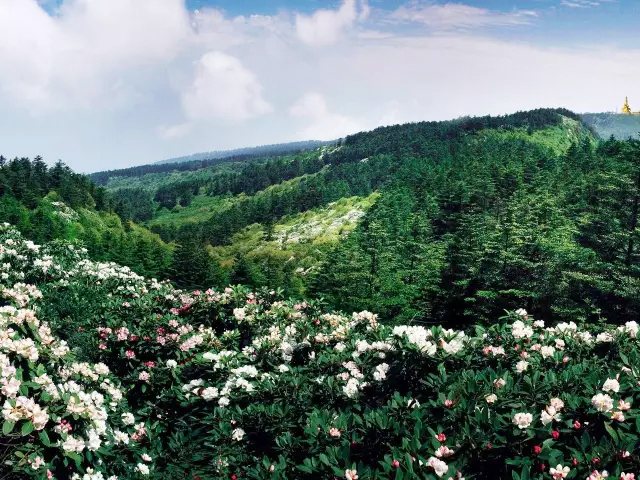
(91, 140, 333, 186)
(155, 140, 332, 165)
(581, 112, 640, 140)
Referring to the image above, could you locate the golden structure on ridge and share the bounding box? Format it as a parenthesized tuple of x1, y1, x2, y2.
(621, 97, 640, 115)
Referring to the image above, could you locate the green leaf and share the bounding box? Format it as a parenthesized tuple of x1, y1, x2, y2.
(21, 421, 34, 436)
(2, 421, 15, 435)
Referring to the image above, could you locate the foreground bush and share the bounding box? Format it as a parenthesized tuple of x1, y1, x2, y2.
(0, 224, 639, 479)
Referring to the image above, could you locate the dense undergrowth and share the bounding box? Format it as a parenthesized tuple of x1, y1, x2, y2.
(1, 224, 640, 479)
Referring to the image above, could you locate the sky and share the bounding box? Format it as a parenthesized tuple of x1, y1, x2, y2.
(1, 0, 639, 172)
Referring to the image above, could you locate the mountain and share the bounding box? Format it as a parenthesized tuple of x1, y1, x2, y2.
(93, 108, 640, 328)
(581, 112, 640, 139)
(90, 140, 332, 186)
(155, 140, 332, 165)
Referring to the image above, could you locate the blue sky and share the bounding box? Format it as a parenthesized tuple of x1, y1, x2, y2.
(2, 0, 639, 171)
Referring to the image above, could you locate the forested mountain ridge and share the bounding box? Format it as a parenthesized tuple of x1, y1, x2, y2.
(91, 107, 640, 330)
(154, 139, 332, 165)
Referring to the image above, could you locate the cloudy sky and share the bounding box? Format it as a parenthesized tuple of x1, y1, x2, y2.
(1, 0, 639, 172)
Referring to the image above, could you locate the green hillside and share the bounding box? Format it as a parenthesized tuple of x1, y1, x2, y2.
(87, 108, 640, 327)
(0, 156, 172, 277)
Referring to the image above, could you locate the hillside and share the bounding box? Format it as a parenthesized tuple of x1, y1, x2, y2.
(0, 156, 172, 277)
(582, 113, 640, 139)
(94, 108, 640, 327)
(155, 139, 332, 165)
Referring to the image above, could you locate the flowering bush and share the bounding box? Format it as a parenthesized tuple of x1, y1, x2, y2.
(1, 224, 639, 479)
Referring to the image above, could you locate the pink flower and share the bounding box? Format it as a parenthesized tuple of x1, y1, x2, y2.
(125, 350, 136, 359)
(328, 428, 341, 438)
(435, 433, 446, 442)
(116, 327, 129, 341)
(444, 399, 454, 408)
(618, 400, 632, 411)
(391, 460, 400, 468)
(139, 371, 150, 382)
(573, 420, 581, 429)
(435, 446, 455, 458)
(620, 474, 635, 480)
(144, 361, 156, 368)
(99, 343, 107, 350)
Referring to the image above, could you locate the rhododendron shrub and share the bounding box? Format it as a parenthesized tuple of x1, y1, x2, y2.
(2, 224, 640, 479)
(0, 238, 152, 478)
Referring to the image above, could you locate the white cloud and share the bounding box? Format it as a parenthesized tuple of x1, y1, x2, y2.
(560, 0, 613, 8)
(289, 92, 362, 139)
(0, 0, 192, 111)
(295, 0, 368, 46)
(0, 0, 639, 172)
(182, 52, 271, 123)
(392, 2, 537, 30)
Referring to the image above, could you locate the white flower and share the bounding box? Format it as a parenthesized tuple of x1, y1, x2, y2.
(166, 360, 177, 368)
(515, 360, 529, 373)
(231, 428, 245, 441)
(373, 363, 389, 381)
(512, 412, 533, 429)
(602, 378, 620, 393)
(345, 469, 358, 480)
(141, 453, 152, 462)
(549, 398, 564, 410)
(493, 378, 506, 389)
(592, 393, 614, 413)
(427, 456, 449, 477)
(201, 387, 219, 401)
(540, 346, 555, 358)
(540, 406, 561, 426)
(511, 320, 533, 339)
(121, 412, 135, 425)
(596, 332, 613, 343)
(549, 464, 569, 479)
(136, 463, 150, 475)
(485, 394, 498, 404)
(343, 378, 360, 398)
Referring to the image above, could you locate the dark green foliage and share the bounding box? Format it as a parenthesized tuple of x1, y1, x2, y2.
(0, 156, 172, 278)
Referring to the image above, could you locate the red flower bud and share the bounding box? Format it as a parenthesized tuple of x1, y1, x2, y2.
(551, 430, 560, 440)
(573, 420, 581, 429)
(392, 460, 400, 468)
(533, 445, 542, 455)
